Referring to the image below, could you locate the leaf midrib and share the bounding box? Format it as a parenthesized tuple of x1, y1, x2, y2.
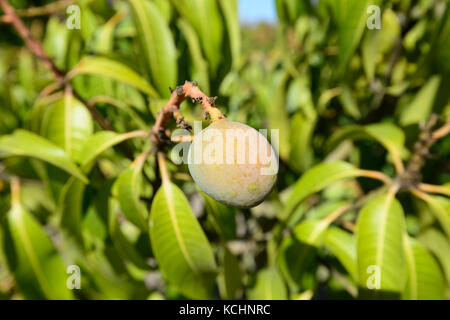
(14, 205, 52, 298)
(375, 191, 395, 285)
(163, 182, 198, 272)
(403, 235, 417, 299)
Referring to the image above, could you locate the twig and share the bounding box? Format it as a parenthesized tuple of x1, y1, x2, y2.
(157, 152, 169, 183)
(418, 183, 450, 197)
(0, 0, 111, 131)
(432, 117, 450, 140)
(0, 0, 64, 81)
(358, 169, 392, 185)
(10, 176, 20, 207)
(151, 81, 224, 148)
(322, 204, 352, 225)
(399, 114, 446, 188)
(0, 0, 142, 160)
(0, 0, 78, 22)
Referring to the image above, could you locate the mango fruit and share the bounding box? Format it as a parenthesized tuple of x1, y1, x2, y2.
(188, 119, 278, 208)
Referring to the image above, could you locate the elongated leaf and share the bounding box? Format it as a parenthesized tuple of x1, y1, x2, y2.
(265, 70, 291, 160)
(218, 247, 243, 300)
(338, 84, 361, 119)
(130, 0, 177, 97)
(356, 193, 406, 298)
(69, 56, 159, 97)
(78, 130, 147, 168)
(41, 96, 93, 161)
(248, 267, 287, 300)
(418, 229, 450, 286)
(0, 130, 87, 183)
(93, 12, 124, 54)
(150, 180, 217, 299)
(324, 227, 357, 281)
(399, 76, 441, 126)
(177, 19, 210, 95)
(282, 162, 363, 219)
(58, 130, 147, 247)
(108, 198, 149, 270)
(219, 0, 241, 70)
(413, 193, 450, 240)
(172, 0, 223, 73)
(403, 235, 445, 300)
(88, 95, 148, 130)
(434, 2, 450, 71)
(327, 123, 408, 167)
(4, 202, 73, 299)
(114, 157, 148, 231)
(59, 179, 85, 247)
(202, 191, 236, 240)
(331, 0, 371, 72)
(289, 111, 315, 172)
(278, 219, 329, 288)
(362, 8, 401, 81)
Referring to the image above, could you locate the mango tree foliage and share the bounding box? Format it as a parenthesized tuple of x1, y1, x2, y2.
(0, 0, 449, 300)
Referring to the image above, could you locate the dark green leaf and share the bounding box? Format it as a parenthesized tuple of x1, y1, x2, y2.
(130, 0, 177, 97)
(356, 193, 406, 297)
(0, 130, 88, 183)
(5, 202, 73, 299)
(150, 180, 217, 299)
(403, 235, 445, 299)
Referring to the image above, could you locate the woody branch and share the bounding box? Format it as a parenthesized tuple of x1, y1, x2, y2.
(151, 81, 225, 148)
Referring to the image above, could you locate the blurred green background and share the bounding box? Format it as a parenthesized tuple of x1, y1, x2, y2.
(0, 0, 449, 300)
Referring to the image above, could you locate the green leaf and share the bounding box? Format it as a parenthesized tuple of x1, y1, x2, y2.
(413, 193, 450, 240)
(327, 123, 408, 168)
(92, 12, 124, 54)
(88, 95, 148, 130)
(202, 191, 236, 240)
(403, 235, 445, 300)
(41, 96, 93, 162)
(398, 76, 441, 126)
(177, 18, 210, 95)
(219, 0, 241, 70)
(218, 247, 243, 300)
(78, 130, 146, 169)
(362, 8, 401, 80)
(172, 0, 223, 74)
(278, 219, 329, 288)
(418, 229, 450, 286)
(289, 111, 316, 172)
(58, 130, 147, 247)
(331, 0, 371, 72)
(4, 202, 73, 299)
(248, 267, 287, 300)
(59, 179, 86, 247)
(338, 84, 361, 119)
(114, 157, 148, 231)
(129, 0, 177, 97)
(433, 3, 450, 72)
(69, 56, 159, 97)
(0, 130, 88, 183)
(324, 227, 357, 281)
(356, 193, 406, 298)
(108, 198, 150, 270)
(149, 180, 217, 299)
(282, 162, 363, 220)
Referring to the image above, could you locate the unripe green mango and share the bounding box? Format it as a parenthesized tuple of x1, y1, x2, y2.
(188, 119, 278, 208)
